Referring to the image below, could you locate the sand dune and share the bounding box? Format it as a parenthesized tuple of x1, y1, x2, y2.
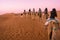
(0, 12, 60, 40)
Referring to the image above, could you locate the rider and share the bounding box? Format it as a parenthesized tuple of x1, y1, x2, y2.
(28, 9, 31, 15)
(33, 8, 36, 16)
(32, 8, 36, 20)
(44, 8, 59, 40)
(23, 10, 26, 16)
(44, 8, 59, 27)
(44, 8, 49, 19)
(38, 8, 42, 19)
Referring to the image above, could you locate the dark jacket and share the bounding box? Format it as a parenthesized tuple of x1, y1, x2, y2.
(50, 11, 57, 19)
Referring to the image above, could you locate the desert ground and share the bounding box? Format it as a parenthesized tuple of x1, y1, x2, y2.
(0, 11, 60, 40)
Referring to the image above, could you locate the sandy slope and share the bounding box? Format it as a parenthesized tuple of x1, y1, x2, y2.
(0, 12, 60, 40)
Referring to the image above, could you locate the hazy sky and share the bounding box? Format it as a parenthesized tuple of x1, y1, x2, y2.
(0, 0, 60, 14)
